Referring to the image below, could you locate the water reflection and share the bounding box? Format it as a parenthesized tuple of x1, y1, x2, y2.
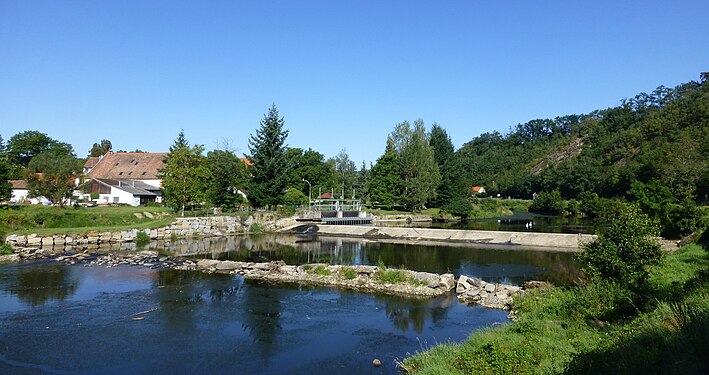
(159, 234, 582, 285)
(0, 263, 509, 374)
(9, 263, 79, 307)
(377, 293, 454, 334)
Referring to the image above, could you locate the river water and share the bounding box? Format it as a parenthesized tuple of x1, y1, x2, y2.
(0, 234, 581, 374)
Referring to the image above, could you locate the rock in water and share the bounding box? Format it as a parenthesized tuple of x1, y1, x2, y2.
(372, 359, 381, 367)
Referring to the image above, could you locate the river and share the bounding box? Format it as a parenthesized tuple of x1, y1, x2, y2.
(0, 234, 581, 374)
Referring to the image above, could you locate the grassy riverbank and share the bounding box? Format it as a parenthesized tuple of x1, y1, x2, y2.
(0, 205, 175, 237)
(402, 243, 709, 374)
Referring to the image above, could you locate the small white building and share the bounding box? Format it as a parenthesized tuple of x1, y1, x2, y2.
(82, 151, 167, 206)
(9, 180, 51, 205)
(83, 178, 161, 206)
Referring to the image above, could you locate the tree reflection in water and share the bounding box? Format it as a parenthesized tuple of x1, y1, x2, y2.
(377, 293, 455, 334)
(10, 263, 79, 307)
(240, 281, 283, 368)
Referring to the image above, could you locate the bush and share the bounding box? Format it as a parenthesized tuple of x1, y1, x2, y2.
(529, 190, 565, 214)
(339, 266, 357, 280)
(577, 205, 664, 289)
(0, 243, 13, 255)
(135, 231, 150, 247)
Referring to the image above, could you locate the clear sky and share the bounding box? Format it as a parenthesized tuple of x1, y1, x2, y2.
(1, 1, 708, 165)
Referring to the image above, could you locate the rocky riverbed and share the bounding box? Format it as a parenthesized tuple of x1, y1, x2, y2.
(35, 249, 527, 310)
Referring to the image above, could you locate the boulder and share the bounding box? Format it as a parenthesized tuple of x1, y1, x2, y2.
(484, 283, 496, 293)
(456, 275, 471, 294)
(438, 273, 456, 291)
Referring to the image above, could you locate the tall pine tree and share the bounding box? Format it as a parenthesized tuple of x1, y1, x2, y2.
(246, 104, 290, 208)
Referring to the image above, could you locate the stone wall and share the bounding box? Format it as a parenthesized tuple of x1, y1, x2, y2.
(3, 215, 298, 250)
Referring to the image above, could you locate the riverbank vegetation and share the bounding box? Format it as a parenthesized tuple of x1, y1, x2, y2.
(0, 205, 174, 237)
(402, 209, 709, 374)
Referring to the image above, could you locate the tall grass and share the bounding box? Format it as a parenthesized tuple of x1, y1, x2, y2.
(402, 244, 708, 374)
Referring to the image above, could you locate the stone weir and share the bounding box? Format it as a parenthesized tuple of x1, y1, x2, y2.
(47, 250, 525, 310)
(316, 225, 595, 251)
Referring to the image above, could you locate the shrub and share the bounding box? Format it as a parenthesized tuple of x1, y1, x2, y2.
(135, 231, 150, 247)
(0, 243, 13, 255)
(339, 266, 357, 280)
(577, 205, 664, 289)
(529, 190, 565, 214)
(309, 265, 331, 276)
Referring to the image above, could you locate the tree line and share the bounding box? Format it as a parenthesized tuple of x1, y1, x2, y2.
(1, 74, 707, 237)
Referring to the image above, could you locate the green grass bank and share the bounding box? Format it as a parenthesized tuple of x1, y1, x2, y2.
(0, 205, 175, 237)
(402, 243, 709, 374)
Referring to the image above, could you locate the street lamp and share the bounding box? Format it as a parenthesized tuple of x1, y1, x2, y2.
(302, 178, 312, 209)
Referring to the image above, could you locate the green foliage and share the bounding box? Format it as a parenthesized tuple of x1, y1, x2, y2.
(404, 244, 708, 374)
(159, 131, 210, 216)
(283, 188, 308, 206)
(367, 143, 401, 209)
(26, 152, 82, 207)
(249, 222, 264, 234)
(529, 190, 565, 214)
(396, 120, 441, 210)
(331, 149, 357, 198)
(284, 147, 335, 198)
(0, 243, 12, 255)
(88, 139, 112, 157)
(6, 130, 75, 167)
(246, 104, 290, 208)
(312, 265, 331, 276)
(444, 196, 473, 219)
(135, 230, 150, 246)
(204, 149, 248, 210)
(339, 266, 357, 280)
(577, 205, 664, 289)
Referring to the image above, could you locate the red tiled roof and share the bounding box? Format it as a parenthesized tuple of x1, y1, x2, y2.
(320, 192, 333, 199)
(10, 180, 28, 189)
(471, 186, 484, 192)
(84, 156, 100, 169)
(240, 158, 253, 168)
(86, 152, 167, 180)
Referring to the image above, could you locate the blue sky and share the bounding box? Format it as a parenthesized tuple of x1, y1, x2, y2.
(1, 1, 708, 165)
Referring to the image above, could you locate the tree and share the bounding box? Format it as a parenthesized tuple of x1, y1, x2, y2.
(159, 132, 209, 216)
(332, 149, 357, 198)
(6, 131, 75, 167)
(204, 149, 248, 210)
(88, 139, 112, 157)
(429, 124, 456, 207)
(0, 134, 11, 200)
(367, 139, 401, 209)
(397, 120, 441, 211)
(577, 205, 664, 289)
(284, 148, 335, 198)
(26, 153, 81, 207)
(246, 104, 290, 208)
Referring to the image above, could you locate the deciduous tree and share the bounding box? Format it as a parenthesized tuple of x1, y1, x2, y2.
(6, 131, 74, 167)
(159, 131, 209, 216)
(26, 153, 81, 207)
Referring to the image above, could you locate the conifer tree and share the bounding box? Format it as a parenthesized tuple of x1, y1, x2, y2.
(246, 104, 290, 208)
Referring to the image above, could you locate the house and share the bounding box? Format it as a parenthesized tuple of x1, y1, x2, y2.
(471, 186, 486, 194)
(82, 151, 167, 206)
(9, 180, 51, 205)
(84, 178, 162, 206)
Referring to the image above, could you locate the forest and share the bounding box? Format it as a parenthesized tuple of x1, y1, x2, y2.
(1, 74, 707, 239)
